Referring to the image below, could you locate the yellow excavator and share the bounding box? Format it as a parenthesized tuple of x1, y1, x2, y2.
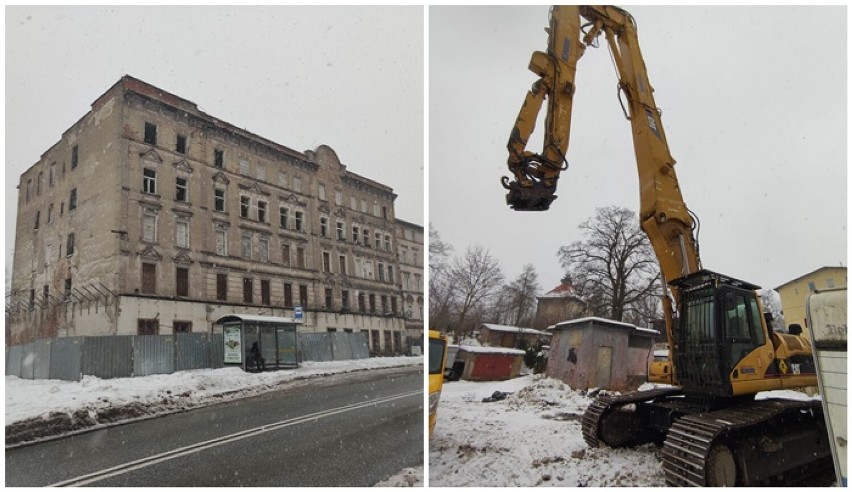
(501, 5, 831, 486)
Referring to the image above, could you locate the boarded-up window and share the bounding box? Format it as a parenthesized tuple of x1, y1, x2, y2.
(297, 247, 306, 268)
(176, 267, 189, 297)
(243, 278, 253, 304)
(259, 238, 269, 263)
(142, 214, 156, 242)
(176, 221, 189, 249)
(215, 229, 227, 256)
(261, 279, 270, 305)
(369, 294, 376, 313)
(138, 318, 159, 335)
(142, 263, 156, 294)
(216, 274, 227, 301)
(214, 149, 224, 168)
(569, 330, 583, 346)
(391, 296, 397, 314)
(393, 332, 402, 352)
(358, 292, 366, 312)
(325, 288, 333, 309)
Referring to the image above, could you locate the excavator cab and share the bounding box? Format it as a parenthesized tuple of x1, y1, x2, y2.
(671, 270, 767, 398)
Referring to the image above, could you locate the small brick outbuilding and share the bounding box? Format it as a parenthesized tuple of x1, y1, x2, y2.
(545, 317, 658, 391)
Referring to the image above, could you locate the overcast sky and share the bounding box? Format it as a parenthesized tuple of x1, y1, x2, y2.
(430, 5, 847, 294)
(5, 6, 424, 276)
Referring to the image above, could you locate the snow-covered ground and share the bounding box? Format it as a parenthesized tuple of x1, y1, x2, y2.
(6, 356, 422, 450)
(429, 374, 821, 487)
(373, 466, 423, 487)
(6, 356, 421, 425)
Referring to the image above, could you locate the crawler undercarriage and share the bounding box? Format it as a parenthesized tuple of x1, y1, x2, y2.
(582, 389, 833, 486)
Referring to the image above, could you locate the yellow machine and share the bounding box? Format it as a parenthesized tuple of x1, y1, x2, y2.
(428, 330, 448, 437)
(502, 5, 831, 486)
(647, 351, 672, 385)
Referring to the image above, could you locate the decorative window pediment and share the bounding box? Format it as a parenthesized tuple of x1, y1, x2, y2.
(238, 181, 269, 196)
(172, 159, 193, 174)
(173, 250, 193, 265)
(140, 149, 163, 164)
(334, 207, 347, 219)
(139, 245, 162, 261)
(279, 193, 308, 207)
(318, 202, 331, 214)
(212, 171, 230, 185)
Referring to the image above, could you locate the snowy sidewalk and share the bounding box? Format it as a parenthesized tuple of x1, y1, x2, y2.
(6, 356, 422, 446)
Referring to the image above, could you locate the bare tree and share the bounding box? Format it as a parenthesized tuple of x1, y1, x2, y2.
(759, 289, 786, 332)
(503, 263, 540, 326)
(448, 244, 505, 340)
(558, 206, 660, 323)
(428, 225, 455, 332)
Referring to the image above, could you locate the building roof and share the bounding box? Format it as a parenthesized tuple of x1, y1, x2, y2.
(216, 314, 300, 325)
(550, 316, 660, 336)
(481, 323, 551, 337)
(774, 266, 848, 291)
(458, 346, 526, 356)
(539, 282, 580, 299)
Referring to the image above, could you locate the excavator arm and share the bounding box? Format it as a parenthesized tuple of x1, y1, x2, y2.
(502, 5, 702, 384)
(503, 5, 700, 285)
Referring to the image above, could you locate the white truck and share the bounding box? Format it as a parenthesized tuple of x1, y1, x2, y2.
(807, 287, 847, 486)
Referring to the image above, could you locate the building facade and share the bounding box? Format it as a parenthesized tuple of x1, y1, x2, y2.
(775, 266, 847, 338)
(395, 219, 424, 341)
(533, 281, 589, 330)
(8, 75, 416, 354)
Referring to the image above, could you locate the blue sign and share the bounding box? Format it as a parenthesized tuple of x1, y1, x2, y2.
(294, 305, 303, 319)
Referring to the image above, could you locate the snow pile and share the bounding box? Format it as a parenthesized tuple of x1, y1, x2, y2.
(6, 356, 421, 445)
(429, 375, 667, 487)
(373, 466, 423, 487)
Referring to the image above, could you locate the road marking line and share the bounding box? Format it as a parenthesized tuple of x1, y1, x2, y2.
(50, 390, 421, 487)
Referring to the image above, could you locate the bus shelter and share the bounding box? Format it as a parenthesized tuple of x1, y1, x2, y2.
(216, 315, 299, 370)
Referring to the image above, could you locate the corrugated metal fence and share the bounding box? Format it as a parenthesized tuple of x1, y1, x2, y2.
(6, 332, 372, 382)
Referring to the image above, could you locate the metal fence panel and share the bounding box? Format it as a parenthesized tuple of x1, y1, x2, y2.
(7, 345, 23, 378)
(299, 333, 333, 362)
(81, 336, 134, 379)
(175, 333, 210, 371)
(331, 333, 354, 361)
(133, 335, 175, 376)
(210, 334, 225, 369)
(49, 337, 83, 382)
(348, 332, 370, 360)
(20, 342, 36, 380)
(33, 339, 52, 380)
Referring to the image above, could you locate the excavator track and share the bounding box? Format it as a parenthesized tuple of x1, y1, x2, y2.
(582, 387, 683, 448)
(662, 399, 829, 486)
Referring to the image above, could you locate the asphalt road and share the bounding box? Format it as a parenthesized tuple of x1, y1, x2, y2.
(5, 366, 423, 487)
